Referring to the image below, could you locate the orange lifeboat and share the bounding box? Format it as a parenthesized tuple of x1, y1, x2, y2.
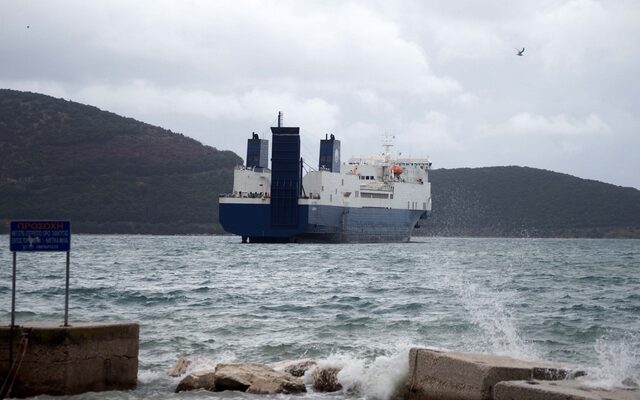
(391, 164, 403, 176)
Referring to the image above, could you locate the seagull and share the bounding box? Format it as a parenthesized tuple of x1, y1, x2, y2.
(516, 47, 525, 56)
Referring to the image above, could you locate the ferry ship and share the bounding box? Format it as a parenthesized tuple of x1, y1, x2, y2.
(219, 113, 432, 243)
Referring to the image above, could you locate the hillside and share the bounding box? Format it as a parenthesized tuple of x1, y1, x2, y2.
(416, 167, 640, 238)
(0, 89, 242, 234)
(2, 89, 638, 238)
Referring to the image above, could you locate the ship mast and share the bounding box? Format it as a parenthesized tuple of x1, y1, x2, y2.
(382, 133, 394, 163)
(382, 133, 395, 181)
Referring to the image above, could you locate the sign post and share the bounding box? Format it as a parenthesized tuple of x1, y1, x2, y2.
(65, 251, 70, 326)
(9, 220, 72, 333)
(10, 251, 16, 369)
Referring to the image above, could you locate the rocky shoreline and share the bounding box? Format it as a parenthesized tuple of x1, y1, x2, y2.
(169, 348, 638, 400)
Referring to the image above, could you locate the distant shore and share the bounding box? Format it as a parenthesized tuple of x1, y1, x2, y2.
(2, 230, 639, 239)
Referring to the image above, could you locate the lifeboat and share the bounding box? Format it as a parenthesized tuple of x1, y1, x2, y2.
(391, 164, 403, 176)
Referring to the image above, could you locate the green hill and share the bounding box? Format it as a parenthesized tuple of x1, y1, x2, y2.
(416, 167, 640, 238)
(0, 89, 242, 234)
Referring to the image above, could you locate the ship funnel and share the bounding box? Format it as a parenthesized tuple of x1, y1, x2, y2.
(246, 132, 268, 169)
(319, 134, 340, 173)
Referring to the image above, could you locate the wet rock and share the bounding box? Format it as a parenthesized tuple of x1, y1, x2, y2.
(269, 359, 317, 377)
(167, 356, 192, 377)
(494, 379, 640, 400)
(175, 370, 216, 393)
(406, 348, 577, 400)
(214, 362, 306, 394)
(622, 377, 638, 388)
(312, 366, 343, 392)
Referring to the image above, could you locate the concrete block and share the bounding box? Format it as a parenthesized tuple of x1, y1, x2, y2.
(406, 348, 576, 400)
(0, 322, 138, 398)
(494, 380, 640, 400)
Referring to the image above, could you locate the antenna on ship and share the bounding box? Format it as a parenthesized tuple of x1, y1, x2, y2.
(277, 111, 283, 127)
(382, 133, 395, 163)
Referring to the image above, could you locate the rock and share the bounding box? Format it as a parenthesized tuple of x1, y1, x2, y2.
(167, 356, 192, 377)
(175, 370, 216, 393)
(406, 348, 579, 400)
(622, 377, 638, 388)
(494, 380, 640, 400)
(312, 367, 343, 392)
(214, 363, 306, 394)
(269, 359, 317, 377)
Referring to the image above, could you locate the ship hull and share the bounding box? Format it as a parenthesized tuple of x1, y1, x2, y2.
(219, 202, 426, 243)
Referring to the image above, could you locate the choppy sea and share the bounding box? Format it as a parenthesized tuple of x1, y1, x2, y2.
(1, 235, 639, 399)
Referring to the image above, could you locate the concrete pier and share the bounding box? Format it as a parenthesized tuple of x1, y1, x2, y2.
(0, 322, 138, 398)
(406, 348, 578, 400)
(494, 380, 639, 400)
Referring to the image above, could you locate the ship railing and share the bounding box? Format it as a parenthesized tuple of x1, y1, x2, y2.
(219, 191, 270, 199)
(235, 166, 270, 173)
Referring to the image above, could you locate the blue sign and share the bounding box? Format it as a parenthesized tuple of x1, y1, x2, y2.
(10, 221, 71, 252)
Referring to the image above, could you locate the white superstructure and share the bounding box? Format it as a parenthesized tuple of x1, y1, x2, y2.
(228, 153, 432, 213)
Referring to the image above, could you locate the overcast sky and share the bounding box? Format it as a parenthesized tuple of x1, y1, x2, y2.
(2, 0, 639, 188)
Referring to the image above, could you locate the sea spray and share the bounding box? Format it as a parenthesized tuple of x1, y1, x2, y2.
(441, 267, 539, 359)
(583, 331, 640, 388)
(305, 346, 412, 400)
(354, 348, 411, 400)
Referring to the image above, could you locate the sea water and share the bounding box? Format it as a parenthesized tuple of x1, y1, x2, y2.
(1, 236, 638, 399)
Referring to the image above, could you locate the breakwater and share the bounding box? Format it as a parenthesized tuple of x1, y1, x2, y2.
(171, 348, 637, 399)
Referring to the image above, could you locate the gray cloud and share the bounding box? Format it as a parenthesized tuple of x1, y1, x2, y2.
(1, 0, 638, 188)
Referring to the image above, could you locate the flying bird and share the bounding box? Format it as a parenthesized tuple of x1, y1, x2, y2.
(516, 47, 525, 56)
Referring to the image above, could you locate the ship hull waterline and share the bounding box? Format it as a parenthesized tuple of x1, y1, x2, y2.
(219, 202, 427, 243)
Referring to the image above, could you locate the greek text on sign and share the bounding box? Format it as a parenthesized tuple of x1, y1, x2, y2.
(10, 221, 71, 252)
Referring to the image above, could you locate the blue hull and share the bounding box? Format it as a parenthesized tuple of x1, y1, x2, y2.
(219, 202, 426, 243)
